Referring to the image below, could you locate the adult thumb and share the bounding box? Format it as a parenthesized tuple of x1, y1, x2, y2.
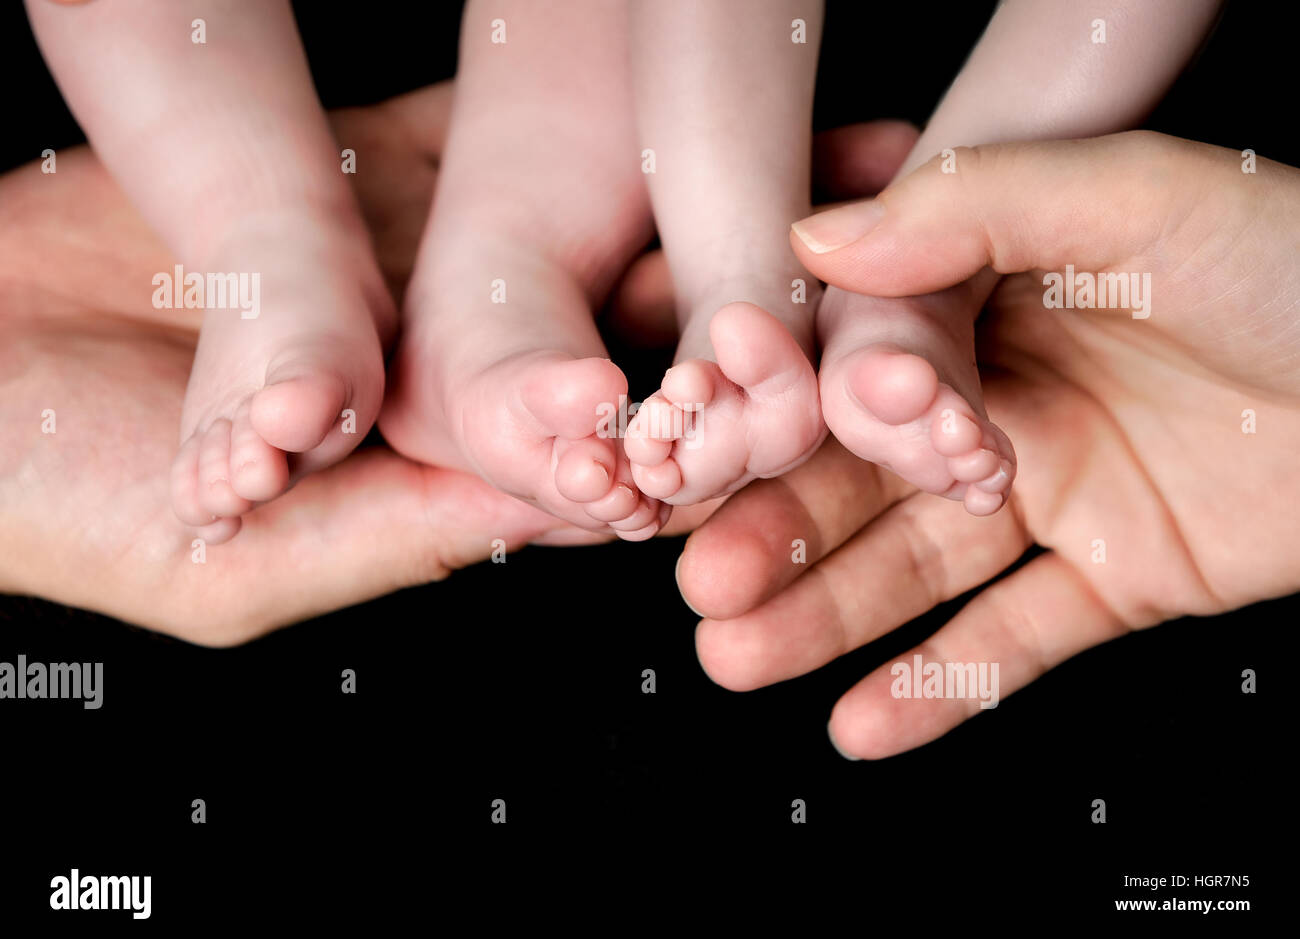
(789, 131, 1222, 298)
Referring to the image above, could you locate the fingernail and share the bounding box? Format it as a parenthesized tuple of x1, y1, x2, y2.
(827, 721, 862, 761)
(791, 200, 885, 254)
(675, 552, 705, 618)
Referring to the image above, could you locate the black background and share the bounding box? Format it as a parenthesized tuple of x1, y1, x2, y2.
(0, 0, 1288, 923)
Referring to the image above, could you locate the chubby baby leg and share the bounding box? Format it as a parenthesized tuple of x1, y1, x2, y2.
(624, 0, 826, 505)
(379, 0, 668, 539)
(27, 0, 393, 542)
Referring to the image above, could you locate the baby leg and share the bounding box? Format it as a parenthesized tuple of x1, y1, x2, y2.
(379, 0, 667, 539)
(624, 0, 826, 505)
(803, 0, 1222, 514)
(27, 0, 394, 542)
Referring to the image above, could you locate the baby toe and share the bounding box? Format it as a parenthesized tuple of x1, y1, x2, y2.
(630, 457, 683, 501)
(554, 438, 615, 503)
(947, 447, 1000, 483)
(171, 433, 215, 527)
(229, 400, 290, 503)
(198, 419, 252, 519)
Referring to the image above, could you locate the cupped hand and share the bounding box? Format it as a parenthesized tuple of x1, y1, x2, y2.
(679, 132, 1300, 758)
(0, 84, 625, 645)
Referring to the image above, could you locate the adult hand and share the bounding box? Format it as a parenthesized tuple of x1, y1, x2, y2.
(678, 132, 1300, 758)
(0, 84, 642, 645)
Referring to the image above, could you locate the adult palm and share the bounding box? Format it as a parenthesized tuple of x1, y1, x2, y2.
(0, 85, 596, 645)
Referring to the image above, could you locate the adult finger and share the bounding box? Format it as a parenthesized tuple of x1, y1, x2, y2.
(812, 118, 919, 201)
(605, 249, 677, 348)
(370, 81, 455, 158)
(150, 449, 571, 645)
(694, 491, 1029, 691)
(828, 552, 1129, 760)
(677, 438, 912, 621)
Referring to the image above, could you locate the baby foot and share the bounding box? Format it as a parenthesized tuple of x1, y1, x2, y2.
(624, 302, 824, 505)
(380, 272, 667, 542)
(815, 283, 1015, 515)
(170, 219, 392, 544)
(383, 349, 667, 541)
(380, 0, 665, 540)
